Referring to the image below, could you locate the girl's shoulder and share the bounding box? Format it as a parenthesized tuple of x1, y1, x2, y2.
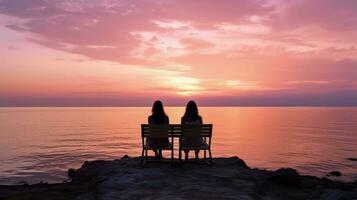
(148, 115, 154, 124)
(181, 115, 202, 124)
(198, 115, 203, 123)
(164, 115, 169, 122)
(181, 115, 189, 122)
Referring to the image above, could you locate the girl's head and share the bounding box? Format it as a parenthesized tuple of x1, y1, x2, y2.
(152, 100, 167, 122)
(184, 101, 199, 121)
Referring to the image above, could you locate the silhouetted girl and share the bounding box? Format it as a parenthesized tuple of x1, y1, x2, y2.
(148, 100, 170, 159)
(181, 100, 203, 160)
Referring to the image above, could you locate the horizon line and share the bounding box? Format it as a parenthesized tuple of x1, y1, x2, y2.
(1, 105, 357, 108)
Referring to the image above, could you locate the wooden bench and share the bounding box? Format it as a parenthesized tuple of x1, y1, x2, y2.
(141, 124, 213, 167)
(179, 124, 213, 166)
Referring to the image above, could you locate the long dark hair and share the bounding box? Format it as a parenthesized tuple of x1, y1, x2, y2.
(151, 100, 167, 124)
(184, 101, 199, 121)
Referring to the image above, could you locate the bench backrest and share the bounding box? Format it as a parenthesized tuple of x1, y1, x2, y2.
(148, 124, 170, 138)
(141, 124, 212, 137)
(182, 124, 202, 138)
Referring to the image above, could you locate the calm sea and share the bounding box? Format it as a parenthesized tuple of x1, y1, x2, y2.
(0, 107, 356, 185)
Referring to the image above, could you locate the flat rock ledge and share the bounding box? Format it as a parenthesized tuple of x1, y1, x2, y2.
(0, 156, 356, 200)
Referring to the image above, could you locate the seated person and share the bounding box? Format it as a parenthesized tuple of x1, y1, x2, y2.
(148, 100, 170, 159)
(181, 101, 204, 160)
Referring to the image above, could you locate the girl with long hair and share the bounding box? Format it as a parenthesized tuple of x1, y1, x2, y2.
(181, 101, 203, 160)
(148, 100, 170, 159)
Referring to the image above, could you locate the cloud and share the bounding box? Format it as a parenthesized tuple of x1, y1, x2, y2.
(180, 38, 214, 51)
(270, 0, 357, 31)
(286, 80, 331, 85)
(0, 0, 273, 67)
(1, 0, 356, 65)
(1, 0, 357, 105)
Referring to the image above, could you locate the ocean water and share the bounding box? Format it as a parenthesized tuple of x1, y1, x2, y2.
(0, 107, 356, 185)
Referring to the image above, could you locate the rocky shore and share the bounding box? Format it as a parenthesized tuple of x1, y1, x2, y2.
(0, 156, 356, 200)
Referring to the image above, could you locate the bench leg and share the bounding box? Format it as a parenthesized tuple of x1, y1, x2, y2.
(141, 148, 145, 167)
(204, 149, 207, 160)
(208, 148, 213, 167)
(179, 148, 182, 166)
(171, 148, 174, 168)
(145, 149, 148, 161)
(171, 153, 174, 167)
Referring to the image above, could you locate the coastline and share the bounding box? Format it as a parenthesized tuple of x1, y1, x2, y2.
(0, 156, 356, 200)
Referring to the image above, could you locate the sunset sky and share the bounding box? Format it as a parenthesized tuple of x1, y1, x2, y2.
(1, 0, 357, 106)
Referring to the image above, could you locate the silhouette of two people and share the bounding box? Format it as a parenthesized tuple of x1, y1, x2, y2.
(147, 100, 203, 160)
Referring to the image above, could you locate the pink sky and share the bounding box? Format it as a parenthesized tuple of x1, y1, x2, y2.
(1, 0, 357, 106)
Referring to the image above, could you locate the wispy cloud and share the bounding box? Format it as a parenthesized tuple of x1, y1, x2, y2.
(1, 0, 357, 105)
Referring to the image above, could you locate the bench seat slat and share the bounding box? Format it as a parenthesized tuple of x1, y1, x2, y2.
(144, 143, 173, 150)
(180, 142, 209, 150)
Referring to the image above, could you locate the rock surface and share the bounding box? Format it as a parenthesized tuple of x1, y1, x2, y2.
(347, 158, 357, 161)
(329, 171, 342, 177)
(268, 168, 300, 186)
(0, 156, 356, 200)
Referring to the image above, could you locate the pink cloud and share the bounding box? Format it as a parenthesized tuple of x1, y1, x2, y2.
(180, 38, 214, 51)
(270, 0, 357, 31)
(1, 0, 357, 105)
(0, 0, 273, 65)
